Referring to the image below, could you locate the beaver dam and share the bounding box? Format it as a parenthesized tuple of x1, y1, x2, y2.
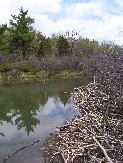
(43, 81, 123, 163)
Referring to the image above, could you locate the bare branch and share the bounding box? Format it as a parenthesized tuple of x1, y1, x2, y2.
(93, 136, 113, 163)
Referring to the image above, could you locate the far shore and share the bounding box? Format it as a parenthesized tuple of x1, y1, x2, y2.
(0, 69, 90, 84)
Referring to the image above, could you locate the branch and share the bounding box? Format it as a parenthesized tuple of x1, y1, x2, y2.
(93, 136, 113, 163)
(61, 152, 67, 163)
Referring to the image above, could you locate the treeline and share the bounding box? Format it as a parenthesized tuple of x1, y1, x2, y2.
(0, 7, 123, 76)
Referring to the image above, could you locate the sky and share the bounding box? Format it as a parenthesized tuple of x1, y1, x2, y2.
(0, 0, 123, 45)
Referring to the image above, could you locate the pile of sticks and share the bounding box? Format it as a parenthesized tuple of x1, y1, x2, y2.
(45, 82, 123, 163)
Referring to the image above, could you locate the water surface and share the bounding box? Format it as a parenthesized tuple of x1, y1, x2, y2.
(0, 77, 90, 163)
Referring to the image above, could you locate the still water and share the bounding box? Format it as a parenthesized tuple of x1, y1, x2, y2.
(0, 77, 90, 163)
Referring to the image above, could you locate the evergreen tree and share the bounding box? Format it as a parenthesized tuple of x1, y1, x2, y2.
(0, 24, 8, 53)
(37, 33, 51, 58)
(57, 35, 70, 56)
(8, 7, 35, 58)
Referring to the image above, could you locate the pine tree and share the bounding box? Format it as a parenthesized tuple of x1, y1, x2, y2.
(57, 35, 70, 56)
(37, 33, 51, 58)
(0, 24, 8, 53)
(8, 7, 35, 59)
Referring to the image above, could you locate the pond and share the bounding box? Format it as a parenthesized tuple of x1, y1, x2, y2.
(0, 77, 91, 163)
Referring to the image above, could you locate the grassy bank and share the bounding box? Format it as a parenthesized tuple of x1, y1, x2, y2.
(0, 69, 88, 84)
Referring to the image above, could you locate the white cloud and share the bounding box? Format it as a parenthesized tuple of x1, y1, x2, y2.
(17, 0, 63, 14)
(0, 0, 63, 24)
(0, 0, 123, 45)
(34, 14, 55, 35)
(116, 0, 123, 8)
(64, 1, 104, 18)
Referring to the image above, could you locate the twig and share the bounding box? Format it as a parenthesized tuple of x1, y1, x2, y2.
(93, 136, 113, 163)
(3, 139, 41, 163)
(61, 152, 67, 163)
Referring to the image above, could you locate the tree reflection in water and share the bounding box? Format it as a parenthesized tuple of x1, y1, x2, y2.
(0, 77, 91, 136)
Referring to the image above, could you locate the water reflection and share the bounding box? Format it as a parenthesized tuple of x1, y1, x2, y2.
(0, 87, 69, 136)
(0, 77, 91, 162)
(0, 78, 91, 136)
(39, 97, 74, 118)
(0, 86, 40, 135)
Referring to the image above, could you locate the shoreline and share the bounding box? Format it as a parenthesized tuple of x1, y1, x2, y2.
(0, 70, 89, 85)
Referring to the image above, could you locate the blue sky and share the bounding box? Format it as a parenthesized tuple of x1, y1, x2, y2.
(0, 0, 123, 45)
